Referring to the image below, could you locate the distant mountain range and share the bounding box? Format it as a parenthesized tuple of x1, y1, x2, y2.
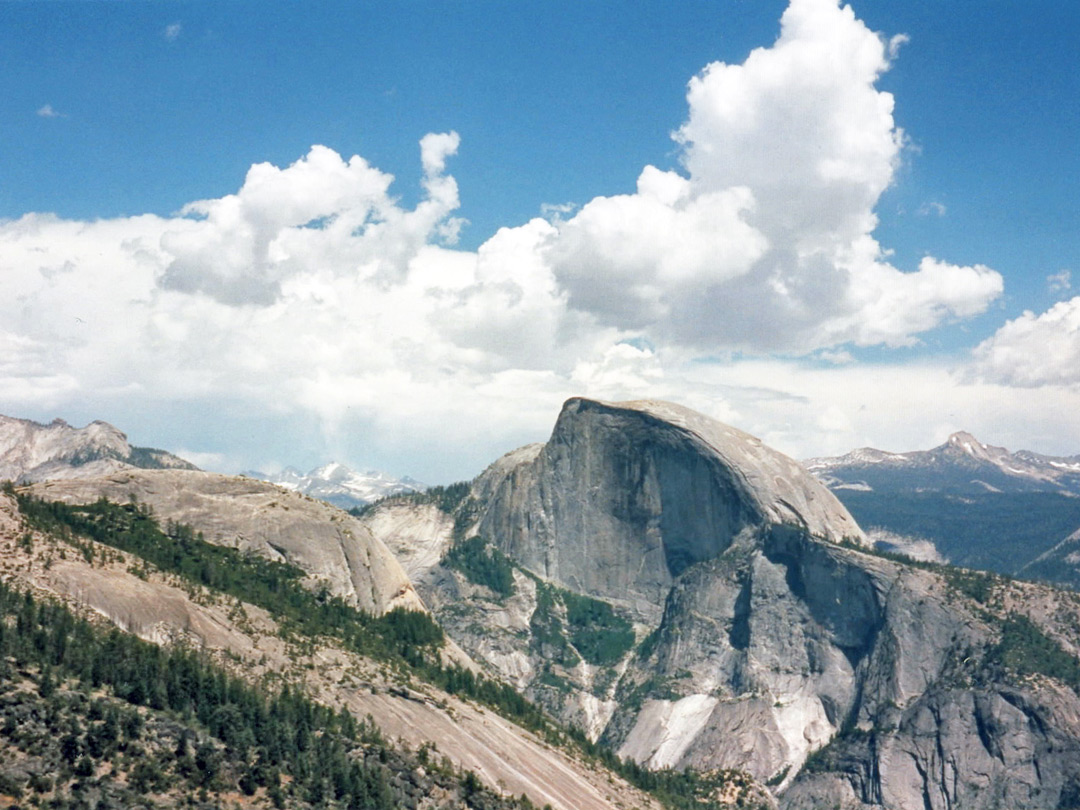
(243, 462, 425, 510)
(805, 431, 1080, 495)
(805, 431, 1080, 587)
(10, 401, 1080, 807)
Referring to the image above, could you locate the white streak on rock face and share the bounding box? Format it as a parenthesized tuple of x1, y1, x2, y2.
(361, 501, 454, 582)
(618, 695, 720, 770)
(577, 693, 618, 744)
(771, 689, 834, 777)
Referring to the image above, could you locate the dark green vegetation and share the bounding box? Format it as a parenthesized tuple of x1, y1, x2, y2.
(445, 536, 516, 598)
(836, 491, 1080, 584)
(0, 581, 524, 810)
(569, 735, 765, 810)
(66, 444, 194, 471)
(941, 567, 999, 605)
(438, 527, 635, 666)
(528, 577, 578, 667)
(988, 613, 1080, 691)
(8, 488, 763, 810)
(351, 480, 472, 519)
(14, 492, 445, 666)
(9, 491, 559, 739)
(561, 590, 636, 667)
(518, 573, 635, 668)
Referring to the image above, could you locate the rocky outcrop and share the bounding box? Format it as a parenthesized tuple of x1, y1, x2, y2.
(0, 491, 661, 810)
(0, 414, 196, 483)
(368, 396, 1080, 809)
(26, 469, 422, 615)
(605, 528, 976, 782)
(477, 398, 862, 622)
(782, 681, 1080, 810)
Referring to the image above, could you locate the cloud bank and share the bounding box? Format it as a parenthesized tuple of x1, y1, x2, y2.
(972, 297, 1080, 388)
(2, 0, 1073, 477)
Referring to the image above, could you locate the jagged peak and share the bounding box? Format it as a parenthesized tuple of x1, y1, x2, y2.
(0, 411, 195, 481)
(946, 430, 989, 453)
(941, 431, 1014, 465)
(311, 461, 349, 480)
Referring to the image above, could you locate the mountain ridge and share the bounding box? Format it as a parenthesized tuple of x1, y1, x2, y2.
(805, 431, 1080, 589)
(0, 413, 197, 483)
(364, 397, 1080, 808)
(10, 401, 1080, 808)
(26, 468, 424, 617)
(805, 430, 1080, 495)
(0, 486, 666, 810)
(245, 462, 424, 510)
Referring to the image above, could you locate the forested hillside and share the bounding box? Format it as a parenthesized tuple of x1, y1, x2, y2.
(0, 579, 528, 810)
(836, 491, 1080, 584)
(0, 483, 766, 810)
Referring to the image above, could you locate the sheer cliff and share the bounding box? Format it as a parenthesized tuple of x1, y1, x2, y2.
(475, 397, 863, 622)
(0, 414, 196, 483)
(367, 397, 1080, 809)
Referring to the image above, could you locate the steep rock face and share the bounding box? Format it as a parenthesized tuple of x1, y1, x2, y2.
(362, 501, 456, 583)
(0, 414, 196, 482)
(368, 396, 1080, 809)
(26, 469, 421, 615)
(0, 493, 662, 810)
(606, 529, 972, 780)
(478, 398, 862, 621)
(369, 398, 871, 768)
(782, 682, 1080, 810)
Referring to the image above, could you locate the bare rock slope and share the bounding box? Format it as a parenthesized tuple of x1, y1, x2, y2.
(0, 413, 196, 482)
(477, 397, 863, 621)
(27, 469, 421, 615)
(0, 490, 659, 810)
(370, 397, 1080, 809)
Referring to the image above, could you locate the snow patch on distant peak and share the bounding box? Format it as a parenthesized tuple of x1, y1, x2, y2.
(246, 462, 425, 509)
(806, 430, 1080, 495)
(948, 431, 983, 448)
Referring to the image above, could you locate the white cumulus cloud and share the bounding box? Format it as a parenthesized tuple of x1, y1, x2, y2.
(534, 0, 1002, 352)
(971, 297, 1080, 387)
(0, 0, 1031, 479)
(157, 141, 463, 305)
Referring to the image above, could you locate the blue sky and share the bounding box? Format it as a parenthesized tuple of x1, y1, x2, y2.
(2, 0, 1079, 481)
